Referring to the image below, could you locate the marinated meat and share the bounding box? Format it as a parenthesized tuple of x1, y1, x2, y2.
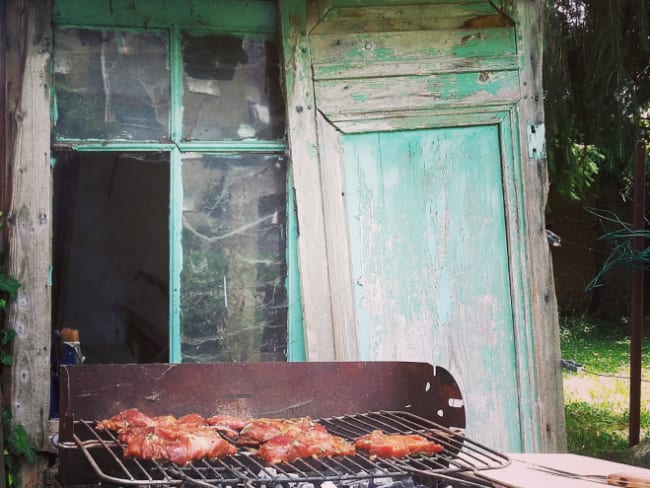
(205, 414, 252, 438)
(97, 409, 442, 466)
(96, 408, 160, 432)
(121, 424, 236, 465)
(237, 417, 323, 446)
(354, 430, 444, 458)
(97, 408, 236, 465)
(256, 427, 356, 464)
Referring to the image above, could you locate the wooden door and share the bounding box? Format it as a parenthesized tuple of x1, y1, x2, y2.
(342, 125, 522, 450)
(280, 0, 543, 451)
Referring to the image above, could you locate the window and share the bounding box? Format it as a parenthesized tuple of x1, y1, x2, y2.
(51, 1, 297, 364)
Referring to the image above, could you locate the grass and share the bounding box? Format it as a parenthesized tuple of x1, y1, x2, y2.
(560, 316, 650, 458)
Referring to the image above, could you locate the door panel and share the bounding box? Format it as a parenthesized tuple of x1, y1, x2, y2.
(342, 125, 522, 451)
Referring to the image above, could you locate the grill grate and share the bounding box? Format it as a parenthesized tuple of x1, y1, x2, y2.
(59, 410, 509, 487)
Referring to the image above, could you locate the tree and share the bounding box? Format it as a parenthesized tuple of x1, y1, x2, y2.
(544, 0, 650, 317)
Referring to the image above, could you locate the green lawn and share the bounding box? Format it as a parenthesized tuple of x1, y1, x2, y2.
(560, 316, 650, 458)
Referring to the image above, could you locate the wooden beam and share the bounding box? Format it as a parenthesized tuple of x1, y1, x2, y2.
(4, 1, 52, 485)
(279, 0, 336, 360)
(511, 0, 566, 452)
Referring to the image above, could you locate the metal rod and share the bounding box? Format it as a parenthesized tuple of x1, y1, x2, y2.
(629, 140, 647, 446)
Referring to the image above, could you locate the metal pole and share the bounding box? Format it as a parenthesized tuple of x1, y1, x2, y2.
(629, 140, 647, 446)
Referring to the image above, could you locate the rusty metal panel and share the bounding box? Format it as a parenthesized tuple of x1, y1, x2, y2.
(59, 362, 464, 427)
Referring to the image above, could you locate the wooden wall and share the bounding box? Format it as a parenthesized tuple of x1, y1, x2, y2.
(0, 1, 564, 484)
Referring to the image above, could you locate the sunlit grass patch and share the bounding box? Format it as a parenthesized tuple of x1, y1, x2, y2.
(560, 316, 650, 459)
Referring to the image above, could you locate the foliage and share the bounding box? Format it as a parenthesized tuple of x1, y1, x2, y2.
(544, 0, 650, 201)
(553, 143, 603, 201)
(0, 270, 19, 367)
(561, 315, 650, 459)
(0, 213, 35, 486)
(2, 409, 36, 488)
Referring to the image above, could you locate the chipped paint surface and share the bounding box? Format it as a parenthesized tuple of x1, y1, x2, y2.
(342, 125, 522, 451)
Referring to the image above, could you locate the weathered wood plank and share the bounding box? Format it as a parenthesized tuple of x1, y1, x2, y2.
(511, 0, 566, 452)
(279, 0, 336, 360)
(315, 70, 520, 118)
(312, 3, 508, 34)
(314, 56, 518, 80)
(311, 27, 516, 79)
(328, 107, 510, 133)
(5, 0, 53, 485)
(312, 28, 516, 65)
(315, 113, 358, 360)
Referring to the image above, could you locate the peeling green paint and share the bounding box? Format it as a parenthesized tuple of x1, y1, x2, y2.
(351, 92, 368, 103)
(53, 0, 277, 32)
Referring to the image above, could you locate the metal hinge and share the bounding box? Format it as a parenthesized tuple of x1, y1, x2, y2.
(527, 123, 546, 160)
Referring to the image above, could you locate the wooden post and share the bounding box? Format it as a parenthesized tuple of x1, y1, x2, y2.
(5, 0, 53, 485)
(629, 140, 646, 446)
(511, 0, 567, 452)
(0, 1, 7, 483)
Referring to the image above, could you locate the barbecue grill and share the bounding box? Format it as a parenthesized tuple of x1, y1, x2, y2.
(55, 362, 511, 488)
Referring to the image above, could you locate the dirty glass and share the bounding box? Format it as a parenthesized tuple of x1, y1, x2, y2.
(52, 152, 170, 364)
(181, 153, 287, 362)
(54, 28, 169, 140)
(181, 32, 285, 141)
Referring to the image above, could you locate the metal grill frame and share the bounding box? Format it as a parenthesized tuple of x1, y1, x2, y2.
(59, 410, 510, 487)
(56, 362, 504, 487)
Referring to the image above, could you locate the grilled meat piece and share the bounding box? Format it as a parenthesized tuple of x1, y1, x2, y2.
(96, 408, 160, 431)
(97, 408, 236, 465)
(205, 414, 252, 438)
(121, 424, 236, 465)
(354, 430, 444, 458)
(237, 417, 322, 446)
(255, 425, 355, 464)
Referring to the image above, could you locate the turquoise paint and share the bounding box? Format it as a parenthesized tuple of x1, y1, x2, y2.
(170, 25, 183, 143)
(53, 0, 277, 33)
(425, 71, 517, 99)
(62, 142, 177, 151)
(450, 28, 517, 58)
(500, 111, 540, 451)
(286, 169, 305, 362)
(169, 147, 183, 363)
(343, 125, 522, 451)
(178, 141, 286, 153)
(168, 27, 183, 363)
(351, 93, 368, 103)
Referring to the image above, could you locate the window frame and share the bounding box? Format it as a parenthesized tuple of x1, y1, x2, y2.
(51, 1, 304, 363)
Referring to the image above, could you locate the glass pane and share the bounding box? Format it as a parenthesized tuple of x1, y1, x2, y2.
(182, 32, 285, 141)
(54, 28, 169, 140)
(181, 153, 287, 362)
(52, 152, 170, 363)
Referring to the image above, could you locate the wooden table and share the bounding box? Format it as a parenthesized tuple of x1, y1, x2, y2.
(480, 453, 650, 487)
